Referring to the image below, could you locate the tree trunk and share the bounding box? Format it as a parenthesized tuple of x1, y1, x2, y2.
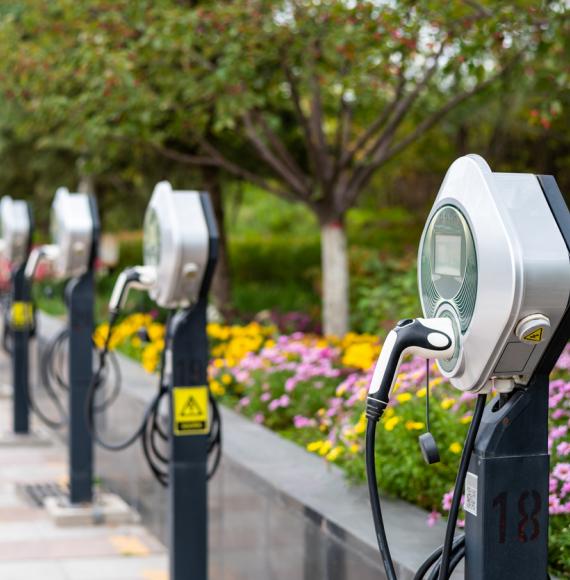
(320, 219, 349, 337)
(201, 167, 232, 316)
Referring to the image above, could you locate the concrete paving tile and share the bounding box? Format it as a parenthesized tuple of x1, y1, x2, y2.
(0, 559, 67, 580)
(60, 555, 168, 580)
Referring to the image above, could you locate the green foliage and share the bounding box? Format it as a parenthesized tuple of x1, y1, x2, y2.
(351, 250, 421, 333)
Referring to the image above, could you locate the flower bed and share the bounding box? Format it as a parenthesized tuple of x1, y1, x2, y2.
(97, 315, 570, 577)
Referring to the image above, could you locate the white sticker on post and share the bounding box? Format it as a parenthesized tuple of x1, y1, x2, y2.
(464, 472, 478, 516)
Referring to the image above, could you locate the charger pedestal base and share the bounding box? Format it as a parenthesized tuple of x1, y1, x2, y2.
(0, 430, 51, 447)
(44, 492, 138, 527)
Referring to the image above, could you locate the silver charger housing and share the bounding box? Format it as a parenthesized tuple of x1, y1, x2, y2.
(49, 187, 97, 279)
(142, 181, 214, 309)
(418, 154, 570, 392)
(0, 196, 32, 267)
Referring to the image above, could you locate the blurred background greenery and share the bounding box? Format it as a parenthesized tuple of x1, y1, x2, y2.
(0, 0, 567, 335)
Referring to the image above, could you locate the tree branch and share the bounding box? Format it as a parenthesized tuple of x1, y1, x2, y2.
(243, 111, 308, 197)
(361, 43, 446, 165)
(340, 70, 406, 169)
(282, 60, 320, 173)
(381, 56, 522, 166)
(339, 54, 522, 213)
(198, 139, 300, 202)
(307, 40, 332, 187)
(251, 111, 310, 191)
(150, 143, 219, 167)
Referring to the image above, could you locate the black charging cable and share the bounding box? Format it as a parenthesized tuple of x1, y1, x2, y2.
(366, 393, 487, 580)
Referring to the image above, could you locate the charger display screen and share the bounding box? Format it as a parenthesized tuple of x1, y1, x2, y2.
(434, 234, 462, 277)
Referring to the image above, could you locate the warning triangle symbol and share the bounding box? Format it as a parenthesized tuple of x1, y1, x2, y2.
(180, 396, 203, 417)
(524, 328, 543, 342)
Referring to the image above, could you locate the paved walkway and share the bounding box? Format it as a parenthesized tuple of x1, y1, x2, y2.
(0, 395, 168, 580)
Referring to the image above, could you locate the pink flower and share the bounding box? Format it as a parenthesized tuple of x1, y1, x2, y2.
(549, 494, 561, 514)
(253, 413, 264, 424)
(268, 399, 280, 411)
(557, 442, 570, 457)
(442, 491, 454, 511)
(550, 426, 568, 440)
(553, 463, 570, 482)
(279, 394, 290, 407)
(427, 510, 441, 528)
(261, 392, 271, 402)
(294, 415, 313, 429)
(285, 378, 297, 392)
(238, 397, 250, 408)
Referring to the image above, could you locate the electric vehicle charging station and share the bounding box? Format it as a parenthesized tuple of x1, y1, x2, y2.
(366, 155, 570, 579)
(25, 187, 101, 505)
(0, 196, 35, 436)
(97, 181, 219, 580)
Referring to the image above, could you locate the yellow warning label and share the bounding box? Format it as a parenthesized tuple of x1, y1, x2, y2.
(523, 328, 543, 343)
(172, 386, 209, 436)
(10, 302, 33, 330)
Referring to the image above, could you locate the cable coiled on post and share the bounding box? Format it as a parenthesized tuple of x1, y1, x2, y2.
(87, 310, 223, 487)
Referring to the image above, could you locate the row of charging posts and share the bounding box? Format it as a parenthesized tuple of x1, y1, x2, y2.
(366, 155, 570, 579)
(1, 155, 567, 580)
(0, 184, 219, 579)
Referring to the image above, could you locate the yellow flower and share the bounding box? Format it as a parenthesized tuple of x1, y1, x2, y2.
(431, 377, 444, 387)
(384, 407, 395, 419)
(210, 380, 225, 397)
(416, 387, 427, 398)
(264, 339, 276, 349)
(460, 415, 473, 424)
(213, 359, 224, 368)
(306, 441, 323, 453)
(349, 444, 360, 453)
(405, 421, 425, 431)
(396, 393, 412, 404)
(221, 374, 232, 385)
(449, 442, 462, 454)
(341, 342, 380, 371)
(131, 336, 142, 349)
(141, 344, 160, 373)
(384, 417, 400, 432)
(354, 418, 366, 435)
(326, 446, 344, 462)
(318, 441, 332, 456)
(147, 322, 165, 342)
(336, 384, 347, 396)
(441, 398, 455, 410)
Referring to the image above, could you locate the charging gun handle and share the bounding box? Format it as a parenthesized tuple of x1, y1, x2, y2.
(109, 266, 157, 314)
(366, 317, 455, 422)
(24, 245, 59, 281)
